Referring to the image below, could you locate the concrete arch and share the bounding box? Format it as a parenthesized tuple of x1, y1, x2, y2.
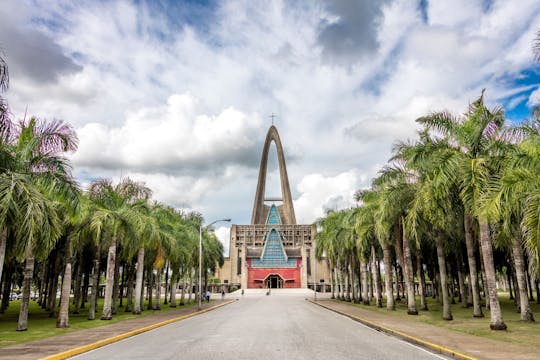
(251, 125, 297, 225)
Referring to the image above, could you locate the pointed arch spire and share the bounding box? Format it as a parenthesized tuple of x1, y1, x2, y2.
(251, 125, 296, 225)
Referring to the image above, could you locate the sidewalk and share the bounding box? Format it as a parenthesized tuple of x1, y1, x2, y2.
(1, 300, 233, 360)
(310, 299, 537, 360)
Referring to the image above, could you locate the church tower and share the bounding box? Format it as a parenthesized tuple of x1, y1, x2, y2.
(214, 125, 330, 291)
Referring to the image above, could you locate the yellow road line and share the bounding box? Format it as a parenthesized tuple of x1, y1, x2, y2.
(41, 300, 237, 360)
(308, 299, 477, 360)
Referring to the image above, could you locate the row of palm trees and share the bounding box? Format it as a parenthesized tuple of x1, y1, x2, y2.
(0, 56, 224, 331)
(316, 91, 539, 330)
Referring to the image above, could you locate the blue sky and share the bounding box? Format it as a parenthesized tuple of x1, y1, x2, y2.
(1, 0, 540, 253)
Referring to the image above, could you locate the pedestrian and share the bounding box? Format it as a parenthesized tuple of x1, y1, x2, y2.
(221, 290, 225, 300)
(205, 290, 211, 302)
(241, 289, 244, 296)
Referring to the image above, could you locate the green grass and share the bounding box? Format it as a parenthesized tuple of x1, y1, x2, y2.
(343, 292, 540, 349)
(0, 298, 198, 348)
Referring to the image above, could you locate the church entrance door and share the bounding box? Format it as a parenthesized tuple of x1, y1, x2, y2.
(265, 275, 284, 289)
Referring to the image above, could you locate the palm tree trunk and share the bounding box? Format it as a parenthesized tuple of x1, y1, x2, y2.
(507, 269, 514, 300)
(464, 214, 483, 317)
(436, 233, 452, 321)
(88, 246, 100, 320)
(394, 221, 404, 302)
(525, 268, 534, 301)
(361, 259, 369, 305)
(125, 262, 134, 312)
(382, 243, 395, 310)
(1, 265, 12, 313)
(111, 247, 121, 315)
(402, 229, 418, 315)
(133, 247, 145, 314)
(180, 272, 186, 305)
(416, 251, 428, 311)
(371, 246, 382, 307)
(154, 269, 161, 310)
(170, 269, 177, 308)
(101, 236, 116, 320)
(17, 244, 35, 331)
(511, 265, 520, 310)
(187, 271, 193, 304)
(457, 260, 467, 308)
(511, 239, 534, 322)
(57, 243, 73, 328)
(0, 229, 7, 289)
(73, 259, 83, 314)
(81, 267, 90, 309)
(351, 261, 358, 303)
(164, 262, 169, 305)
(369, 265, 374, 301)
(48, 255, 61, 317)
(344, 265, 351, 302)
(338, 264, 344, 300)
(394, 263, 401, 301)
(44, 252, 56, 311)
(147, 267, 153, 310)
(478, 218, 506, 330)
(38, 261, 48, 307)
(119, 261, 126, 308)
(332, 267, 338, 299)
(139, 268, 145, 311)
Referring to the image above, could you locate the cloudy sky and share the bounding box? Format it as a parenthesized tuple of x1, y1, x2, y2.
(2, 0, 540, 254)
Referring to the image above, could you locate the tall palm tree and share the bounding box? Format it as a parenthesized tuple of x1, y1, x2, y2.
(418, 91, 507, 330)
(0, 116, 78, 331)
(357, 189, 396, 310)
(87, 178, 151, 320)
(483, 119, 540, 321)
(372, 165, 418, 315)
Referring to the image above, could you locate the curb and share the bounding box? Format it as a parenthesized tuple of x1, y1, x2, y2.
(41, 300, 237, 360)
(307, 299, 476, 360)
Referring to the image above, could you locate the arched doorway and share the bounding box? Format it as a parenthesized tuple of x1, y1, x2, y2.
(265, 274, 284, 289)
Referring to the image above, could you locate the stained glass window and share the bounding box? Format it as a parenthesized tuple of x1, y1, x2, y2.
(266, 204, 281, 225)
(251, 229, 297, 268)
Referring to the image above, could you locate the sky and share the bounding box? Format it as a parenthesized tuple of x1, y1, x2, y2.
(1, 0, 540, 255)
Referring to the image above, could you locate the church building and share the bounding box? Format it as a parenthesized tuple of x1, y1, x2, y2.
(215, 125, 330, 290)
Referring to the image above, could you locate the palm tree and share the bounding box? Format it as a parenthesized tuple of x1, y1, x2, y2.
(418, 91, 507, 329)
(355, 202, 381, 306)
(316, 211, 349, 300)
(483, 119, 540, 321)
(371, 164, 418, 315)
(87, 178, 151, 320)
(0, 116, 78, 331)
(357, 189, 396, 310)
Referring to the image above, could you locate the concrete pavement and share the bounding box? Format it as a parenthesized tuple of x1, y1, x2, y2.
(70, 290, 446, 360)
(0, 300, 231, 360)
(311, 299, 538, 360)
(3, 289, 533, 359)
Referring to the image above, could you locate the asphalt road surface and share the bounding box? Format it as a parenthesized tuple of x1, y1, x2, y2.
(72, 291, 447, 360)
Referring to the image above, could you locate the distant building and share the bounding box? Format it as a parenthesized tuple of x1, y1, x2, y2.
(215, 125, 331, 290)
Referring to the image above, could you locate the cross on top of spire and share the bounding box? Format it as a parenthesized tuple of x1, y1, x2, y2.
(270, 113, 276, 126)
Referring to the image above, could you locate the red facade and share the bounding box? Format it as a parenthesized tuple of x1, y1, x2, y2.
(247, 258, 301, 288)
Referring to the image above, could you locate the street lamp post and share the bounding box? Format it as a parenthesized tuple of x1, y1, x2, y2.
(198, 218, 231, 310)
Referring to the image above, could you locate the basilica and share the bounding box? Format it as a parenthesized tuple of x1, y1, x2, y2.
(215, 125, 331, 290)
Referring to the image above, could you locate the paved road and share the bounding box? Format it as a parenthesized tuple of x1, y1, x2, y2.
(72, 292, 447, 360)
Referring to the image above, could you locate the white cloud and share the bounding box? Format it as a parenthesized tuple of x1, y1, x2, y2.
(293, 170, 366, 224)
(2, 0, 540, 241)
(72, 93, 264, 174)
(215, 226, 231, 257)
